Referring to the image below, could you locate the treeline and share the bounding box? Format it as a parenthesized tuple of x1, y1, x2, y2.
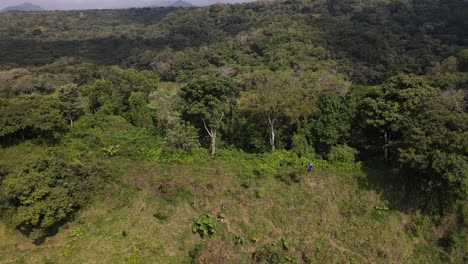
(1, 53, 467, 212)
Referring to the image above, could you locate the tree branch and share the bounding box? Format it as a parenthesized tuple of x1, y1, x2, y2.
(202, 118, 214, 138)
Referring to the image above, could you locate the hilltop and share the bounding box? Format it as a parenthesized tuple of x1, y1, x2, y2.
(0, 2, 44, 12)
(170, 1, 195, 7)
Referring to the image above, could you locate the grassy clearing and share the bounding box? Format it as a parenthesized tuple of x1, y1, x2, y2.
(0, 149, 457, 263)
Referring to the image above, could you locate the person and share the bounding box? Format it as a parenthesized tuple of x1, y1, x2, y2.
(306, 162, 313, 171)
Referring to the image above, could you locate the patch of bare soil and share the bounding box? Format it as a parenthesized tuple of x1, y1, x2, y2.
(240, 204, 250, 226)
(197, 238, 233, 264)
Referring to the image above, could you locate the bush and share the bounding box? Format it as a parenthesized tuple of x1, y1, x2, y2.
(327, 145, 358, 163)
(0, 151, 108, 243)
(188, 244, 205, 263)
(66, 114, 164, 161)
(165, 121, 200, 152)
(192, 213, 217, 238)
(252, 239, 295, 263)
(291, 133, 314, 158)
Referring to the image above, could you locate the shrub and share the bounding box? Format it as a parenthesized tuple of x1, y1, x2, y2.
(291, 133, 314, 158)
(188, 244, 205, 263)
(70, 227, 83, 238)
(253, 239, 295, 263)
(153, 212, 169, 222)
(0, 152, 108, 243)
(192, 213, 217, 238)
(165, 121, 200, 152)
(255, 188, 265, 199)
(102, 144, 120, 156)
(327, 145, 358, 163)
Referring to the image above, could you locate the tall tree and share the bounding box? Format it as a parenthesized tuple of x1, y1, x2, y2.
(362, 75, 436, 160)
(240, 70, 312, 151)
(181, 77, 236, 156)
(311, 91, 352, 155)
(57, 83, 83, 127)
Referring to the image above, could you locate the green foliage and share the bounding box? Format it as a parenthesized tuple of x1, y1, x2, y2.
(0, 1, 466, 260)
(192, 213, 217, 238)
(70, 227, 83, 238)
(128, 92, 153, 129)
(62, 244, 74, 257)
(0, 152, 108, 243)
(165, 121, 200, 152)
(235, 234, 246, 245)
(255, 188, 265, 199)
(253, 240, 296, 263)
(239, 70, 313, 151)
(188, 244, 205, 264)
(153, 212, 169, 222)
(311, 91, 352, 154)
(65, 114, 164, 161)
(375, 201, 390, 216)
(327, 145, 358, 163)
(362, 74, 467, 212)
(217, 213, 225, 221)
(290, 133, 314, 158)
(102, 144, 120, 157)
(181, 76, 236, 131)
(79, 67, 158, 116)
(181, 76, 236, 154)
(57, 83, 84, 127)
(0, 95, 66, 143)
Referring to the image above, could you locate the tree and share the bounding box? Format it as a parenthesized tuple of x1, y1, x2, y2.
(362, 74, 436, 160)
(181, 77, 236, 156)
(0, 153, 108, 243)
(128, 92, 154, 129)
(0, 95, 65, 144)
(311, 91, 352, 155)
(165, 121, 200, 152)
(397, 99, 467, 212)
(240, 70, 312, 151)
(57, 83, 84, 127)
(148, 86, 181, 133)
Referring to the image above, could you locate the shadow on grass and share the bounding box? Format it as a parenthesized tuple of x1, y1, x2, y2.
(357, 160, 413, 214)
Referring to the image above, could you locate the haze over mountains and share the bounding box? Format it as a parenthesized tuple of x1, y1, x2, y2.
(0, 0, 251, 11)
(0, 2, 44, 12)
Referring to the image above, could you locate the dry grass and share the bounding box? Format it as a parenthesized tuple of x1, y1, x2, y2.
(0, 159, 453, 263)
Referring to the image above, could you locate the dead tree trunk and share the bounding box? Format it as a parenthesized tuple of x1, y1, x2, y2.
(210, 130, 216, 156)
(268, 110, 278, 152)
(203, 118, 217, 156)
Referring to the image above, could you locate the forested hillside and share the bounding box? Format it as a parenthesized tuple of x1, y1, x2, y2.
(0, 0, 467, 263)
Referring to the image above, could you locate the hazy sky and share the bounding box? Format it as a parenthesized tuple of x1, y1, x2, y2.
(0, 0, 253, 10)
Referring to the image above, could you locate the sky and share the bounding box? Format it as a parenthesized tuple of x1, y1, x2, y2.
(0, 0, 253, 10)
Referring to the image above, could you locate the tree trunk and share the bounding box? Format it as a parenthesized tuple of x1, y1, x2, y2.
(268, 112, 276, 152)
(384, 130, 391, 160)
(270, 125, 275, 151)
(202, 118, 217, 156)
(384, 131, 388, 160)
(210, 130, 216, 156)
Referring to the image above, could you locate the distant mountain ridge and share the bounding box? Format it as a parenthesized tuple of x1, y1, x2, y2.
(151, 1, 196, 7)
(170, 1, 195, 7)
(1, 2, 44, 12)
